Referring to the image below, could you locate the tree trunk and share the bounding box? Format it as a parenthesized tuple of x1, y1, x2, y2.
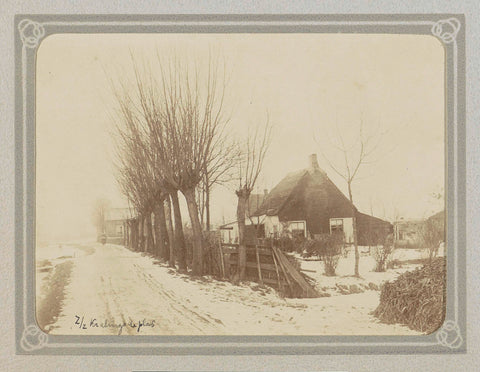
(164, 196, 176, 267)
(154, 201, 169, 259)
(170, 191, 187, 271)
(183, 188, 204, 276)
(236, 188, 248, 280)
(138, 215, 144, 252)
(348, 182, 360, 277)
(124, 221, 128, 247)
(205, 174, 210, 231)
(145, 212, 154, 253)
(131, 218, 138, 251)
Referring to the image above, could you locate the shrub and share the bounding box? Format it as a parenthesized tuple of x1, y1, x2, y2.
(371, 234, 394, 272)
(302, 233, 344, 276)
(373, 257, 446, 333)
(301, 238, 325, 258)
(263, 235, 303, 253)
(419, 218, 444, 261)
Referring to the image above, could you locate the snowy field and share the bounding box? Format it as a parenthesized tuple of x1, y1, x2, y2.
(35, 242, 428, 336)
(298, 245, 443, 296)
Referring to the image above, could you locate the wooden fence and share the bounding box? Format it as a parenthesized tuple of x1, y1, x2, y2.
(219, 242, 318, 298)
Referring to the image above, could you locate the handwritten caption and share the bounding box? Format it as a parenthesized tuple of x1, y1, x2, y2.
(74, 315, 156, 335)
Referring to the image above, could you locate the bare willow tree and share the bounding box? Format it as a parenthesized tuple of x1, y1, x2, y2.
(113, 103, 158, 254)
(316, 118, 384, 277)
(125, 54, 231, 276)
(235, 120, 272, 280)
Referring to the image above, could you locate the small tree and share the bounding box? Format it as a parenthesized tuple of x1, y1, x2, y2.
(316, 117, 386, 277)
(371, 233, 394, 272)
(319, 233, 344, 276)
(419, 218, 444, 262)
(302, 233, 344, 276)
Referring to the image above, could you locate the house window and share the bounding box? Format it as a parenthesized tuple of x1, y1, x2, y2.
(288, 221, 306, 238)
(330, 218, 344, 234)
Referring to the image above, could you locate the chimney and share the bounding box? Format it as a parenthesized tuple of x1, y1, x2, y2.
(309, 154, 320, 171)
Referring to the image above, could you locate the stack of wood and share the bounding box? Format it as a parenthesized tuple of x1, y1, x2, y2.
(219, 242, 318, 298)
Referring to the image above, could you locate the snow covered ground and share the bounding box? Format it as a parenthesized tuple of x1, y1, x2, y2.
(35, 242, 423, 336)
(298, 246, 437, 296)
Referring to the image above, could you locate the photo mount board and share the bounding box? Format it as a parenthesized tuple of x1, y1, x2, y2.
(15, 14, 466, 355)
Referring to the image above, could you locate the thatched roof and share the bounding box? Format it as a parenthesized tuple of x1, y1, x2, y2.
(253, 166, 355, 219)
(253, 169, 310, 216)
(247, 192, 268, 217)
(252, 154, 391, 236)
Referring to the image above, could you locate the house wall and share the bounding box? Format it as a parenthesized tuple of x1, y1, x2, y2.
(393, 220, 423, 247)
(329, 217, 353, 243)
(357, 213, 393, 246)
(105, 220, 124, 238)
(104, 220, 126, 245)
(264, 215, 283, 238)
(278, 173, 355, 237)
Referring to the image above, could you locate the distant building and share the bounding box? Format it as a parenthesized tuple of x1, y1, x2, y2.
(103, 207, 131, 244)
(393, 218, 424, 248)
(428, 210, 445, 227)
(393, 210, 445, 248)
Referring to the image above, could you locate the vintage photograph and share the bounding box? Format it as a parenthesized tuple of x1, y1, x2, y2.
(35, 33, 446, 336)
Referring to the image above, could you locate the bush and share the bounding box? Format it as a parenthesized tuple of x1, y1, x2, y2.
(373, 257, 446, 333)
(419, 218, 444, 261)
(263, 235, 304, 253)
(302, 233, 344, 276)
(301, 238, 325, 258)
(371, 234, 394, 272)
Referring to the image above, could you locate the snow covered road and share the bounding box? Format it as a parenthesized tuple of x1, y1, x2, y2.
(38, 243, 420, 336)
(49, 244, 225, 335)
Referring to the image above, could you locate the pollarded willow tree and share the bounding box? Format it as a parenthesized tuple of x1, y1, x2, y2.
(113, 53, 233, 276)
(113, 98, 160, 254)
(235, 119, 273, 280)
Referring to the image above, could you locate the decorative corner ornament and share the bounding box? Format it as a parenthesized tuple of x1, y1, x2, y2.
(431, 18, 461, 44)
(18, 19, 45, 49)
(436, 320, 463, 349)
(20, 324, 49, 351)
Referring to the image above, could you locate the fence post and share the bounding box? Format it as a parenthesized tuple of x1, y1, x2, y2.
(255, 244, 263, 285)
(219, 241, 226, 278)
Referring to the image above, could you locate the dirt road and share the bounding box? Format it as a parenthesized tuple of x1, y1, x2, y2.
(39, 242, 420, 336)
(49, 243, 225, 335)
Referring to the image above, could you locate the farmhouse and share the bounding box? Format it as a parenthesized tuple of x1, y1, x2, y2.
(249, 154, 392, 244)
(103, 207, 131, 244)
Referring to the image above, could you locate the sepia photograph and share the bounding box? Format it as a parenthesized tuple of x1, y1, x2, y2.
(35, 32, 446, 337)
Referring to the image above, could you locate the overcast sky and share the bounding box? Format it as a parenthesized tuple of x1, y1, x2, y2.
(36, 33, 445, 243)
